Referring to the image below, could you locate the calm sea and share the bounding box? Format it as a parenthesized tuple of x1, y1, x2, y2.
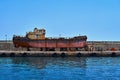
(0, 57, 120, 80)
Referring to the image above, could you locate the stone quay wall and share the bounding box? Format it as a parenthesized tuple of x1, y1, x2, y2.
(0, 40, 120, 51)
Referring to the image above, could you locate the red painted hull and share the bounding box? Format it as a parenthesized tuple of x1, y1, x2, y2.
(13, 36, 87, 48)
(27, 41, 86, 48)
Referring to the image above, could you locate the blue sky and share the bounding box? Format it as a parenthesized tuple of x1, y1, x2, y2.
(0, 0, 120, 41)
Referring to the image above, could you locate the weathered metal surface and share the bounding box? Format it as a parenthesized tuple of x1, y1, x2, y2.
(29, 42, 46, 48)
(13, 28, 87, 49)
(13, 38, 87, 48)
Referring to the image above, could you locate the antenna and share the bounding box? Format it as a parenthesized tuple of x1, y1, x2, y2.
(5, 34, 7, 42)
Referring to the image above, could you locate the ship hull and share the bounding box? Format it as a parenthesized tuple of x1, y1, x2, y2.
(13, 36, 87, 49)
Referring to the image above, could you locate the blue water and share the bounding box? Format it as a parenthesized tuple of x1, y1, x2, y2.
(0, 57, 120, 80)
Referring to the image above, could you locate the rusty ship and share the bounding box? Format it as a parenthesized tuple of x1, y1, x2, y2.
(13, 28, 88, 51)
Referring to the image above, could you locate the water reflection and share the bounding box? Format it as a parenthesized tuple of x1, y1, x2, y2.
(11, 57, 87, 69)
(1, 57, 120, 80)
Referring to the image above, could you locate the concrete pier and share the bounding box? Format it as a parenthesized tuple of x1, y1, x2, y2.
(0, 41, 120, 57)
(0, 51, 120, 57)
